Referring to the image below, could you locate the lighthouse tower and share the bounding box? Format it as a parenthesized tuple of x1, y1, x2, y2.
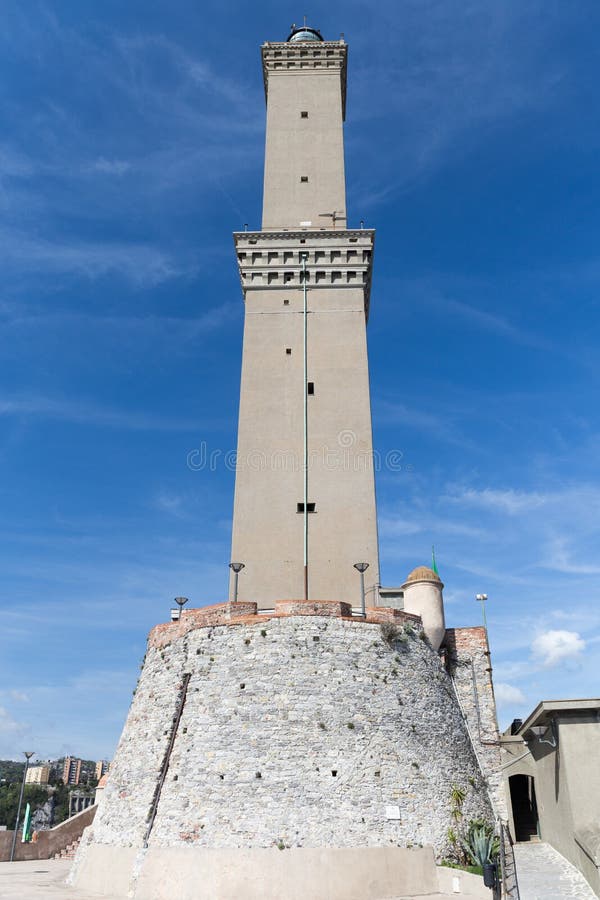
(69, 26, 502, 900)
(231, 25, 379, 606)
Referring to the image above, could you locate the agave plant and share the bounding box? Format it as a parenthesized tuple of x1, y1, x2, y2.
(461, 824, 498, 867)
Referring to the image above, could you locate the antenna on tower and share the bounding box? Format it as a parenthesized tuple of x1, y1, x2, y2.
(303, 14, 307, 27)
(319, 210, 347, 230)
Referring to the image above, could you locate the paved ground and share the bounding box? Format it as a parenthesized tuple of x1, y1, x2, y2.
(0, 858, 487, 899)
(0, 860, 112, 900)
(514, 842, 597, 900)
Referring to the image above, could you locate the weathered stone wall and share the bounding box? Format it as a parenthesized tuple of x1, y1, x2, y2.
(77, 605, 493, 876)
(444, 627, 506, 819)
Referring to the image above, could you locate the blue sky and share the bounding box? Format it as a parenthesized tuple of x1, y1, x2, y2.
(1, 0, 599, 760)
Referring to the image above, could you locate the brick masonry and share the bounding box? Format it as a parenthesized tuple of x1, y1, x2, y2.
(444, 626, 507, 819)
(74, 604, 496, 877)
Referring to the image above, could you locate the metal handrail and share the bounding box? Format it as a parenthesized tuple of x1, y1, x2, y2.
(498, 820, 521, 899)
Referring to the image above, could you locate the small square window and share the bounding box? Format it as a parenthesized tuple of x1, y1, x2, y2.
(301, 111, 308, 118)
(286, 348, 292, 355)
(297, 502, 316, 513)
(300, 176, 308, 183)
(283, 299, 290, 305)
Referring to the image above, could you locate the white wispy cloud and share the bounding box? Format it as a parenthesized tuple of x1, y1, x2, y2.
(0, 394, 198, 431)
(539, 536, 600, 576)
(374, 399, 473, 448)
(348, 0, 567, 203)
(90, 157, 132, 176)
(445, 487, 548, 514)
(0, 227, 195, 286)
(0, 706, 27, 756)
(531, 630, 585, 668)
(0, 305, 237, 349)
(495, 682, 527, 707)
(153, 491, 185, 517)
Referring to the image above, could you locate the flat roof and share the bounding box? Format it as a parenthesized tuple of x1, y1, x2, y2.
(517, 698, 600, 734)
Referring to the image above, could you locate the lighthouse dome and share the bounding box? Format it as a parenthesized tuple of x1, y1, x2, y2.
(287, 25, 324, 43)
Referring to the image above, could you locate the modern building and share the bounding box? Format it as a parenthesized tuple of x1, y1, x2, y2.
(62, 757, 82, 786)
(95, 760, 109, 781)
(501, 699, 600, 896)
(24, 765, 50, 785)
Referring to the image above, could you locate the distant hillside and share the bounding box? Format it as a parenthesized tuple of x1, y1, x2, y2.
(0, 760, 25, 784)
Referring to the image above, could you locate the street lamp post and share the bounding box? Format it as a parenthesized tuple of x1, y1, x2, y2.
(476, 593, 489, 630)
(174, 597, 189, 621)
(353, 563, 369, 618)
(229, 563, 245, 603)
(10, 751, 34, 862)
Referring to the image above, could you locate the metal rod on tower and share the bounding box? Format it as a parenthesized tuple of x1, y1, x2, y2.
(476, 593, 488, 630)
(302, 252, 309, 602)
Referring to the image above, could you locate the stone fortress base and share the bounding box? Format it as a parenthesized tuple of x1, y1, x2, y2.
(70, 600, 495, 899)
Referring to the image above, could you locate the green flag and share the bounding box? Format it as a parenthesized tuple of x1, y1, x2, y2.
(431, 545, 439, 576)
(22, 803, 31, 843)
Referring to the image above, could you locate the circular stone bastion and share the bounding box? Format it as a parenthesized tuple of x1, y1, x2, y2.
(70, 600, 494, 899)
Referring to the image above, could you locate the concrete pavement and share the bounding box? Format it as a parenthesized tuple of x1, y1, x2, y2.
(0, 859, 113, 900)
(514, 842, 597, 900)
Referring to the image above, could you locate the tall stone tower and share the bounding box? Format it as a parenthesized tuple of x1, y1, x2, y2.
(231, 25, 379, 606)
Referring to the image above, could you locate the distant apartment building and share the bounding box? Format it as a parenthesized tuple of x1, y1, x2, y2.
(62, 756, 82, 786)
(25, 765, 50, 785)
(95, 760, 109, 781)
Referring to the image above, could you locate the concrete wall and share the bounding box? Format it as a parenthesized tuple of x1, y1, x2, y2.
(72, 844, 490, 899)
(559, 715, 600, 894)
(0, 804, 96, 861)
(74, 844, 449, 900)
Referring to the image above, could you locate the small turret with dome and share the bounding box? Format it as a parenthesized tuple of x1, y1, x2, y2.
(401, 562, 446, 650)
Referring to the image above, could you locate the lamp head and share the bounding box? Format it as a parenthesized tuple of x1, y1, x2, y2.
(354, 562, 369, 574)
(476, 593, 488, 602)
(229, 562, 245, 574)
(174, 597, 189, 610)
